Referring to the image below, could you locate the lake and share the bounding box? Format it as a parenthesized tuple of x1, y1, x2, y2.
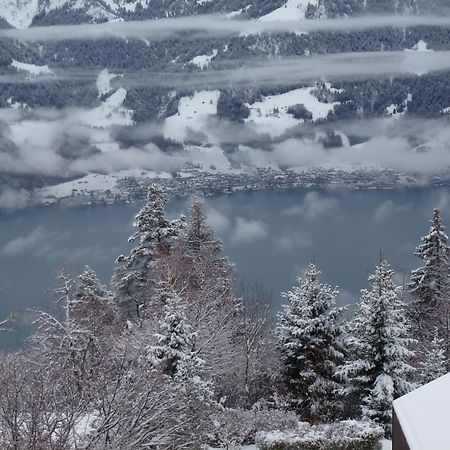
(1, 186, 450, 348)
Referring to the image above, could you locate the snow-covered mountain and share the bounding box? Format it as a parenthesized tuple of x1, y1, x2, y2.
(1, 0, 450, 202)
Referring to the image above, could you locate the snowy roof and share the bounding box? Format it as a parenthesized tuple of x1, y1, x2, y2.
(393, 373, 450, 450)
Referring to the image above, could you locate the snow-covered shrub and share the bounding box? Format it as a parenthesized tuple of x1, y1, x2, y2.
(256, 420, 383, 450)
(210, 407, 298, 448)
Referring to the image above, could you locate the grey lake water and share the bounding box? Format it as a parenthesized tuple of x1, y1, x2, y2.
(1, 186, 450, 348)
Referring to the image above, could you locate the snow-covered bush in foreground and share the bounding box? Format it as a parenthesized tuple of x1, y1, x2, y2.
(256, 420, 383, 450)
(210, 407, 298, 449)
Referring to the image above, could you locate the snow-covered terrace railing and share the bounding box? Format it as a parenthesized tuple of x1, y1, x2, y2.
(393, 372, 450, 450)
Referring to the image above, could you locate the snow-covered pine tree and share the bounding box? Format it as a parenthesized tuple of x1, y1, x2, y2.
(420, 328, 447, 385)
(179, 198, 233, 294)
(112, 185, 183, 319)
(409, 209, 450, 315)
(185, 198, 222, 256)
(276, 263, 346, 423)
(150, 285, 215, 413)
(151, 287, 199, 377)
(72, 266, 115, 330)
(342, 260, 415, 437)
(409, 208, 450, 369)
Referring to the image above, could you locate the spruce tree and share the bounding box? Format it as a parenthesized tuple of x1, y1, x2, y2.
(179, 198, 233, 294)
(410, 209, 450, 310)
(409, 208, 450, 369)
(72, 266, 115, 330)
(112, 185, 183, 319)
(185, 198, 221, 256)
(420, 328, 447, 384)
(277, 263, 346, 423)
(151, 288, 199, 377)
(342, 260, 415, 436)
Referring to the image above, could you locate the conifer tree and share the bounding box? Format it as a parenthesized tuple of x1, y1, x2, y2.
(185, 198, 221, 256)
(112, 185, 183, 319)
(150, 286, 214, 406)
(409, 208, 450, 369)
(72, 266, 115, 330)
(342, 260, 415, 436)
(410, 209, 450, 310)
(151, 287, 199, 377)
(277, 263, 346, 423)
(179, 198, 233, 294)
(420, 328, 447, 385)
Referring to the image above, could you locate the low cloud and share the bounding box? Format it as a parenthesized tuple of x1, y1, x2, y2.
(275, 234, 313, 250)
(206, 207, 231, 235)
(116, 51, 450, 89)
(231, 217, 268, 243)
(0, 187, 29, 210)
(2, 14, 450, 42)
(2, 227, 46, 256)
(284, 191, 339, 219)
(3, 51, 450, 90)
(374, 200, 410, 221)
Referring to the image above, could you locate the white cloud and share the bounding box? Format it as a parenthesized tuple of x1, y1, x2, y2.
(284, 191, 339, 219)
(206, 207, 231, 235)
(2, 227, 46, 256)
(0, 188, 29, 210)
(374, 200, 410, 221)
(275, 234, 313, 250)
(2, 14, 450, 42)
(231, 217, 268, 243)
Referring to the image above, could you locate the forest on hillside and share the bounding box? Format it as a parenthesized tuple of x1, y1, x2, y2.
(0, 185, 448, 449)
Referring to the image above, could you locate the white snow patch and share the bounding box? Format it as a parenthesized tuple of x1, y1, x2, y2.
(190, 49, 218, 69)
(164, 90, 220, 142)
(118, 0, 150, 13)
(79, 88, 134, 129)
(0, 0, 39, 28)
(386, 93, 412, 117)
(6, 97, 29, 109)
(245, 87, 337, 137)
(226, 9, 243, 18)
(441, 106, 450, 115)
(259, 0, 318, 21)
(96, 68, 122, 97)
(185, 145, 232, 172)
(37, 170, 171, 201)
(73, 412, 99, 445)
(11, 59, 53, 76)
(336, 131, 350, 147)
(394, 373, 450, 450)
(405, 40, 434, 52)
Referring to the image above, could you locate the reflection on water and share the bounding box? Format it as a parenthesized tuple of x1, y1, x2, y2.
(1, 187, 450, 348)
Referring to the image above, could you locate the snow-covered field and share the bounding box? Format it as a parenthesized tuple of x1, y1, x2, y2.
(164, 90, 221, 142)
(245, 87, 337, 137)
(405, 39, 433, 52)
(79, 87, 134, 129)
(96, 68, 122, 97)
(0, 0, 38, 28)
(163, 87, 336, 141)
(36, 170, 171, 202)
(259, 0, 318, 21)
(11, 59, 53, 76)
(190, 50, 218, 69)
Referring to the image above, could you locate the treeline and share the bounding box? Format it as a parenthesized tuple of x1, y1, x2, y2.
(0, 186, 448, 449)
